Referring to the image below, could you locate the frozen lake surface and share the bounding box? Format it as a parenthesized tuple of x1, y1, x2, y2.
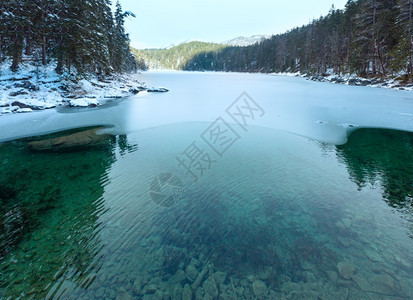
(1, 71, 412, 143)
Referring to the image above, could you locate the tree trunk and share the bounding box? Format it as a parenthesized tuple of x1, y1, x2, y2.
(371, 0, 377, 76)
(42, 34, 47, 65)
(0, 35, 2, 62)
(377, 47, 386, 77)
(408, 0, 413, 75)
(25, 26, 31, 55)
(41, 1, 47, 65)
(11, 35, 23, 72)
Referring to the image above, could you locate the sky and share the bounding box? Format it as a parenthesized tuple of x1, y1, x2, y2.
(116, 0, 349, 49)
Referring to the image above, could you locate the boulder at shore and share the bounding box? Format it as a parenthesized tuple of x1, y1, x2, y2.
(28, 128, 112, 152)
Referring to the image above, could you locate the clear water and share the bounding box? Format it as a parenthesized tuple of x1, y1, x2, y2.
(0, 72, 413, 299)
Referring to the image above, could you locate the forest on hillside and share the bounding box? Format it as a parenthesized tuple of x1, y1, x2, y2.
(138, 0, 413, 80)
(185, 0, 413, 79)
(0, 0, 140, 74)
(132, 42, 225, 70)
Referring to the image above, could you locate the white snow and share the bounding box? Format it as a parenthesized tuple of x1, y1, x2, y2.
(0, 60, 160, 115)
(271, 72, 413, 91)
(69, 98, 100, 107)
(16, 108, 33, 113)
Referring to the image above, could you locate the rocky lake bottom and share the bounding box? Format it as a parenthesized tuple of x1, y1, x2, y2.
(0, 123, 412, 299)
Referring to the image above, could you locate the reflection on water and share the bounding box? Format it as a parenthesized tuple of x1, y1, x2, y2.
(0, 124, 412, 299)
(337, 129, 413, 209)
(0, 129, 131, 298)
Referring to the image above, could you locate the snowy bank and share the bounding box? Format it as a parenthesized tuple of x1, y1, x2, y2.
(272, 72, 413, 91)
(0, 61, 168, 116)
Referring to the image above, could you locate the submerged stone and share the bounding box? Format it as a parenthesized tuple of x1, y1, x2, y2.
(28, 128, 112, 152)
(337, 261, 356, 280)
(185, 264, 199, 282)
(371, 273, 397, 294)
(281, 281, 300, 294)
(210, 272, 225, 285)
(116, 288, 134, 300)
(171, 284, 183, 299)
(171, 269, 186, 284)
(143, 283, 157, 294)
(326, 270, 338, 283)
(203, 278, 218, 298)
(351, 273, 371, 291)
(182, 284, 192, 300)
(364, 249, 383, 262)
(252, 280, 267, 298)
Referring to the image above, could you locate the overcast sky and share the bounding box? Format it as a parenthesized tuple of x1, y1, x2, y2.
(116, 0, 349, 49)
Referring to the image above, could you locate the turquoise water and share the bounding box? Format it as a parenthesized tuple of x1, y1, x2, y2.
(1, 123, 412, 299)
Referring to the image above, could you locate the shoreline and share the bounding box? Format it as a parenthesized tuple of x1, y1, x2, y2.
(270, 72, 413, 91)
(1, 67, 410, 117)
(0, 62, 168, 116)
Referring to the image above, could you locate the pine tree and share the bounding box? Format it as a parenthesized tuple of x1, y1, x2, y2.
(1, 0, 136, 75)
(396, 0, 413, 75)
(112, 1, 134, 72)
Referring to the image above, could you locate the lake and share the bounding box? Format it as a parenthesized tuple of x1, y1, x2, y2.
(0, 72, 413, 299)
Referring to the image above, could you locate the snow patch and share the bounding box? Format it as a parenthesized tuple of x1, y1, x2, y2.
(0, 60, 167, 114)
(69, 98, 100, 107)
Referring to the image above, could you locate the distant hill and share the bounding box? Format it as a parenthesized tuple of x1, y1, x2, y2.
(131, 36, 272, 70)
(223, 35, 271, 46)
(131, 41, 225, 70)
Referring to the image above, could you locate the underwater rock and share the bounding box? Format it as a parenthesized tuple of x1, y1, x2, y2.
(371, 273, 397, 294)
(116, 288, 134, 300)
(202, 293, 213, 300)
(28, 128, 112, 152)
(95, 287, 105, 298)
(303, 271, 317, 283)
(158, 281, 169, 292)
(182, 284, 192, 300)
(203, 278, 218, 298)
(213, 271, 227, 285)
(393, 253, 412, 269)
(341, 218, 352, 228)
(190, 257, 200, 267)
(240, 279, 249, 287)
(301, 260, 316, 271)
(337, 261, 356, 279)
(149, 277, 162, 286)
(133, 277, 143, 295)
(277, 274, 291, 284)
(171, 284, 183, 299)
(351, 273, 371, 291)
(337, 279, 352, 287)
(364, 249, 383, 262)
(326, 270, 338, 283)
(195, 287, 204, 300)
(143, 283, 157, 294)
(153, 290, 164, 300)
(281, 282, 300, 294)
(171, 269, 186, 284)
(186, 264, 199, 282)
(337, 236, 351, 247)
(258, 267, 272, 280)
(252, 280, 267, 298)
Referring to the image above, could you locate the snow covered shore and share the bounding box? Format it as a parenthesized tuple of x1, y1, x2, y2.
(272, 72, 413, 91)
(0, 61, 168, 116)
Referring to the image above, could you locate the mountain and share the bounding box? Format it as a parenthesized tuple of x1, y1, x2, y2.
(223, 35, 271, 46)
